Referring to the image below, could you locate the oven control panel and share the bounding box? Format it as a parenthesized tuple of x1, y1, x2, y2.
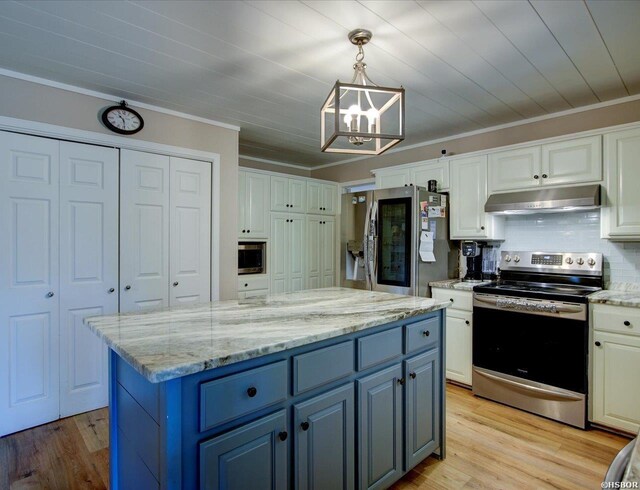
(500, 251, 603, 275)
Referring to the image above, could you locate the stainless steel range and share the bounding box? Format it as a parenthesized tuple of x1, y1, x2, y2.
(472, 250, 603, 428)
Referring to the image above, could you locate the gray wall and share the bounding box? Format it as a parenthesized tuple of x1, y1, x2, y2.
(0, 75, 240, 300)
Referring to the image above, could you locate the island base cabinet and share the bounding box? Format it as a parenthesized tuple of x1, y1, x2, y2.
(294, 384, 355, 490)
(405, 349, 440, 471)
(358, 364, 404, 490)
(199, 410, 289, 490)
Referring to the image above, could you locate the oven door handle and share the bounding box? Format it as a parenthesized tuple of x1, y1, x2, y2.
(474, 295, 583, 314)
(474, 368, 583, 402)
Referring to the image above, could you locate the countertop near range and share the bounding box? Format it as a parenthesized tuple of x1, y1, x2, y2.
(429, 279, 492, 291)
(85, 287, 449, 383)
(589, 283, 640, 308)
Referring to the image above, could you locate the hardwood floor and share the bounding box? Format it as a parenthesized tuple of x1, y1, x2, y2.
(0, 383, 630, 489)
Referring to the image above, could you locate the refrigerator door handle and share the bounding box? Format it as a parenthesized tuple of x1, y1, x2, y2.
(363, 199, 373, 289)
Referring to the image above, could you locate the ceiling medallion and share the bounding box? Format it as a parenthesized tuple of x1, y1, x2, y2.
(320, 29, 405, 155)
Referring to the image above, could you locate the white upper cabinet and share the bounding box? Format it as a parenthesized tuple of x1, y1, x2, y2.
(488, 136, 602, 192)
(307, 181, 338, 215)
(375, 169, 409, 189)
(271, 176, 306, 213)
(374, 160, 450, 191)
(601, 127, 640, 239)
(450, 155, 504, 240)
(488, 147, 541, 192)
(238, 170, 270, 238)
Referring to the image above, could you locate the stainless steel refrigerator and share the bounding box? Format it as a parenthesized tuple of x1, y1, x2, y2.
(340, 186, 458, 297)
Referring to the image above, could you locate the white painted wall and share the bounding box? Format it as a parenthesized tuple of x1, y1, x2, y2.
(500, 211, 640, 285)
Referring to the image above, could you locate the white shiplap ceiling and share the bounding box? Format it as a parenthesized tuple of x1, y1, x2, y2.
(0, 0, 638, 168)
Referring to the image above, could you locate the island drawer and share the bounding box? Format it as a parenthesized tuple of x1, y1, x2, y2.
(592, 304, 640, 337)
(357, 327, 403, 371)
(432, 288, 472, 312)
(238, 275, 269, 291)
(405, 316, 440, 354)
(293, 341, 354, 395)
(200, 361, 288, 432)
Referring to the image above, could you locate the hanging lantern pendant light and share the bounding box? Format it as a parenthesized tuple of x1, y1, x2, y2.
(320, 29, 405, 155)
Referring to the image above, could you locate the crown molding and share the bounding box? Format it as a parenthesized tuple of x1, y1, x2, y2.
(0, 68, 240, 132)
(239, 154, 311, 171)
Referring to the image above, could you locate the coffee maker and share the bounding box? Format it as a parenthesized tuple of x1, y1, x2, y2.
(462, 241, 484, 281)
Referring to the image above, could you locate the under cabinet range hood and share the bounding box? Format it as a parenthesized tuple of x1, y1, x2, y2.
(485, 184, 601, 214)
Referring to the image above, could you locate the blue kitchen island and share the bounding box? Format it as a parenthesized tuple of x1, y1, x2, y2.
(85, 288, 449, 490)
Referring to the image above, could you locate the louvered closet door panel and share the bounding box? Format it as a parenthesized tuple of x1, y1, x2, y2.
(169, 157, 211, 306)
(0, 132, 60, 436)
(120, 150, 170, 312)
(59, 141, 118, 416)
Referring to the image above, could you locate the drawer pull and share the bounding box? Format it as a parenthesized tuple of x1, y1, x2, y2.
(409, 372, 416, 379)
(247, 387, 257, 398)
(46, 291, 54, 298)
(244, 283, 248, 287)
(624, 320, 631, 326)
(173, 281, 179, 287)
(124, 285, 131, 291)
(595, 341, 602, 347)
(465, 320, 470, 325)
(397, 377, 405, 386)
(278, 431, 288, 441)
(108, 287, 115, 293)
(449, 298, 454, 303)
(422, 330, 430, 337)
(301, 421, 309, 431)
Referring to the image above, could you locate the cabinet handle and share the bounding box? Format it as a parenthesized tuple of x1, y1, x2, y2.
(247, 387, 257, 397)
(480, 226, 485, 230)
(108, 288, 115, 294)
(278, 431, 288, 441)
(244, 283, 248, 287)
(534, 174, 539, 179)
(242, 229, 246, 233)
(449, 298, 454, 303)
(46, 291, 54, 298)
(542, 174, 548, 179)
(409, 372, 416, 379)
(422, 330, 430, 337)
(173, 281, 179, 287)
(465, 320, 470, 325)
(247, 230, 250, 233)
(624, 320, 631, 326)
(397, 378, 405, 386)
(124, 285, 131, 291)
(595, 341, 601, 347)
(301, 421, 310, 431)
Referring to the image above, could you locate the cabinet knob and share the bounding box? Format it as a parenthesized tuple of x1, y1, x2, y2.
(449, 298, 454, 303)
(534, 174, 539, 179)
(242, 229, 246, 233)
(247, 230, 250, 233)
(247, 387, 257, 397)
(465, 320, 470, 325)
(300, 421, 310, 431)
(173, 281, 179, 287)
(124, 285, 131, 291)
(46, 291, 54, 298)
(422, 330, 430, 337)
(397, 377, 405, 386)
(480, 226, 485, 230)
(244, 283, 248, 287)
(624, 320, 631, 326)
(595, 341, 601, 347)
(108, 288, 115, 293)
(278, 431, 288, 441)
(409, 372, 416, 379)
(542, 174, 548, 179)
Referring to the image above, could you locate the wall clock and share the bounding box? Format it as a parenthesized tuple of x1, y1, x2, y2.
(101, 100, 144, 135)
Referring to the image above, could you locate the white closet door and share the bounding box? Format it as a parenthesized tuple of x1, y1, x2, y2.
(59, 142, 118, 417)
(0, 132, 60, 436)
(120, 150, 170, 312)
(169, 157, 211, 305)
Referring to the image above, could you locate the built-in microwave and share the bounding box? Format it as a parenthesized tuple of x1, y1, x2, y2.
(238, 242, 266, 275)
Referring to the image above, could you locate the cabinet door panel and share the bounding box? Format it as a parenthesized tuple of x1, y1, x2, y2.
(295, 384, 355, 490)
(289, 179, 307, 213)
(375, 170, 409, 189)
(270, 176, 289, 212)
(0, 132, 60, 436)
(238, 170, 247, 236)
(200, 410, 288, 490)
(592, 332, 640, 433)
(445, 312, 472, 385)
(450, 155, 488, 239)
(307, 216, 321, 287)
(59, 141, 118, 416)
(245, 172, 270, 237)
(488, 147, 540, 192)
(405, 349, 440, 470)
(321, 218, 336, 287)
(270, 214, 288, 292)
(307, 181, 322, 214)
(410, 161, 450, 191)
(358, 364, 403, 490)
(289, 215, 305, 289)
(322, 184, 338, 215)
(120, 150, 170, 312)
(542, 136, 601, 186)
(170, 157, 211, 306)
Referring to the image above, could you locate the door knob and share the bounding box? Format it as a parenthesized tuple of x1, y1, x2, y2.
(410, 372, 417, 379)
(46, 291, 54, 298)
(534, 174, 539, 179)
(422, 330, 430, 337)
(278, 431, 288, 441)
(247, 230, 250, 233)
(624, 320, 631, 326)
(465, 320, 470, 325)
(595, 341, 601, 347)
(108, 288, 115, 293)
(480, 226, 485, 230)
(542, 174, 548, 179)
(247, 387, 257, 397)
(301, 421, 310, 431)
(242, 229, 246, 233)
(173, 281, 179, 287)
(124, 285, 131, 290)
(397, 378, 405, 386)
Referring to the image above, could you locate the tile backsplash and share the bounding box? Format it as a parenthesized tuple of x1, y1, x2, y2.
(500, 211, 640, 286)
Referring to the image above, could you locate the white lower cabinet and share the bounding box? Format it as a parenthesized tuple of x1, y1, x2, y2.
(431, 288, 473, 386)
(238, 275, 269, 299)
(591, 304, 640, 433)
(306, 215, 336, 289)
(271, 213, 305, 294)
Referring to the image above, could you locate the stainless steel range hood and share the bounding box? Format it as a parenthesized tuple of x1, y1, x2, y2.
(485, 184, 601, 214)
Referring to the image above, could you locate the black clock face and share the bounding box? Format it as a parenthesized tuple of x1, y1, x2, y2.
(101, 105, 144, 135)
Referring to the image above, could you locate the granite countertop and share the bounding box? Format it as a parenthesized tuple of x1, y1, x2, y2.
(429, 279, 493, 291)
(85, 287, 449, 383)
(589, 283, 640, 308)
(624, 434, 640, 484)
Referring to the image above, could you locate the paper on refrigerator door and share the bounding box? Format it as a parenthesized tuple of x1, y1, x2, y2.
(419, 231, 436, 262)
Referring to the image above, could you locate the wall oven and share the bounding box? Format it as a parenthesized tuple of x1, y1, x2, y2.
(238, 242, 266, 275)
